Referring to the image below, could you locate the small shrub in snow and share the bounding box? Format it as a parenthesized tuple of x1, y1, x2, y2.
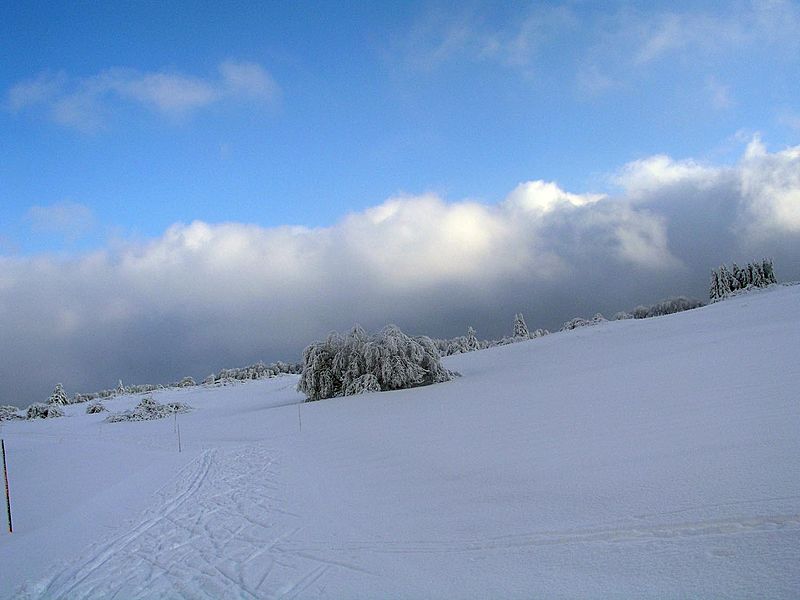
(86, 402, 106, 414)
(175, 376, 196, 388)
(0, 405, 24, 421)
(561, 313, 607, 331)
(105, 397, 191, 423)
(297, 324, 457, 401)
(27, 402, 65, 419)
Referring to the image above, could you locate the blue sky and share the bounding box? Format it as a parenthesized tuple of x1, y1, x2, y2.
(2, 1, 800, 405)
(3, 1, 798, 253)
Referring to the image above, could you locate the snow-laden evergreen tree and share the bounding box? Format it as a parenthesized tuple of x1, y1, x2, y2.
(466, 326, 480, 351)
(86, 402, 106, 414)
(513, 313, 529, 339)
(762, 258, 777, 284)
(709, 270, 721, 301)
(297, 324, 457, 401)
(710, 258, 777, 301)
(48, 383, 69, 406)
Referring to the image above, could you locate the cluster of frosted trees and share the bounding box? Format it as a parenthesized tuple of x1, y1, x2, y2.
(6, 358, 304, 420)
(611, 296, 706, 321)
(297, 324, 457, 401)
(561, 313, 608, 331)
(203, 360, 301, 385)
(709, 259, 777, 301)
(435, 314, 549, 357)
(16, 383, 70, 419)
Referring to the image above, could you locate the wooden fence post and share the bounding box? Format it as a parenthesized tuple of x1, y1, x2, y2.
(2, 439, 12, 533)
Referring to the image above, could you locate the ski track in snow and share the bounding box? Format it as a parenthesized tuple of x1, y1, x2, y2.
(17, 441, 799, 598)
(276, 513, 800, 555)
(19, 444, 339, 600)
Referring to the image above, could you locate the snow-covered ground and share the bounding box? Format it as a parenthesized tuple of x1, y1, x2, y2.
(1, 285, 799, 598)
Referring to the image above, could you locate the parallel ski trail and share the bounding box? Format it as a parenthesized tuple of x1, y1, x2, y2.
(19, 445, 333, 600)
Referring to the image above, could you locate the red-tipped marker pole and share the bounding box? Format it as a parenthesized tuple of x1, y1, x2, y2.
(2, 439, 12, 533)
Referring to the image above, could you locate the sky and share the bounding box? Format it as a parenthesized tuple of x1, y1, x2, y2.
(1, 1, 800, 407)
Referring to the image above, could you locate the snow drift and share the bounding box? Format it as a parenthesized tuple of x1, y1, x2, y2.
(1, 285, 798, 598)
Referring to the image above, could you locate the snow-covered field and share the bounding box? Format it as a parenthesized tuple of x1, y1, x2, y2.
(1, 285, 799, 598)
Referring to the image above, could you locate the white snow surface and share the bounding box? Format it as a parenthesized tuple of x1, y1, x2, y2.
(1, 285, 799, 598)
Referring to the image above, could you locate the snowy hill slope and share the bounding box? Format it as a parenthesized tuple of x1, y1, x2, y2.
(1, 285, 799, 598)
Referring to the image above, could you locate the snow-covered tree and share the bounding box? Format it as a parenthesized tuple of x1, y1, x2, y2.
(466, 326, 480, 351)
(762, 258, 777, 284)
(710, 258, 778, 301)
(86, 402, 106, 414)
(48, 383, 69, 406)
(297, 324, 457, 401)
(513, 313, 529, 339)
(631, 297, 704, 319)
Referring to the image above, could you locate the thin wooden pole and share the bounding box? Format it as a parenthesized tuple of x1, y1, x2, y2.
(177, 421, 182, 453)
(2, 439, 12, 533)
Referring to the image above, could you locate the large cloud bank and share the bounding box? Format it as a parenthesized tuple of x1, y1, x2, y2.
(2, 140, 799, 406)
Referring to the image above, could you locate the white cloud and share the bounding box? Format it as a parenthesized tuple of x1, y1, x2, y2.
(5, 71, 66, 111)
(738, 140, 800, 238)
(2, 142, 800, 407)
(5, 61, 280, 130)
(218, 61, 279, 101)
(397, 5, 574, 74)
(613, 155, 720, 199)
(504, 180, 604, 214)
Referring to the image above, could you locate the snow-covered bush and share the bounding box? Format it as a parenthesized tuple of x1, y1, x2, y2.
(175, 376, 196, 388)
(26, 402, 65, 419)
(86, 402, 106, 414)
(0, 405, 24, 421)
(105, 397, 191, 423)
(710, 258, 777, 301)
(48, 383, 69, 406)
(297, 324, 457, 401)
(561, 313, 607, 331)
